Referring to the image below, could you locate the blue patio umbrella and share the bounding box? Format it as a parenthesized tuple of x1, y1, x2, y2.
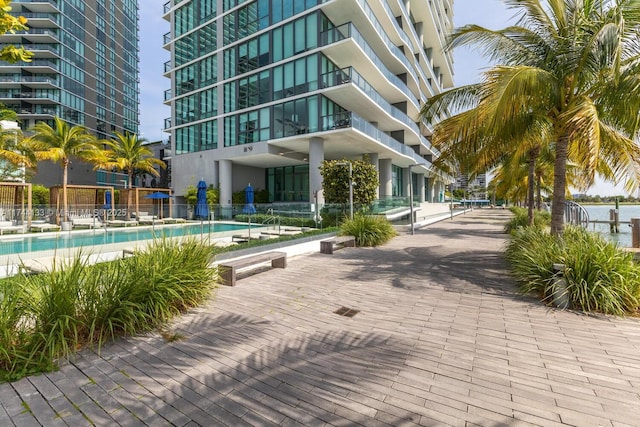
(194, 180, 209, 219)
(145, 191, 170, 218)
(242, 183, 257, 215)
(103, 190, 112, 209)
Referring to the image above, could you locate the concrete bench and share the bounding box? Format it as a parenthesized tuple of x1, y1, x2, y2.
(320, 235, 356, 254)
(218, 251, 287, 286)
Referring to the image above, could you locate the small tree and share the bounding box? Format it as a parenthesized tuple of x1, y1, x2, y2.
(320, 159, 378, 211)
(0, 1, 33, 63)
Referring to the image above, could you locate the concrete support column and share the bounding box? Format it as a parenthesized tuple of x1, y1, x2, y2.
(427, 178, 436, 202)
(219, 159, 233, 218)
(210, 161, 219, 189)
(379, 159, 393, 198)
(367, 153, 379, 198)
(309, 137, 324, 206)
(417, 173, 425, 203)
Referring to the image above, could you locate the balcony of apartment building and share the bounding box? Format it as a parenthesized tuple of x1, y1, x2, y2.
(319, 23, 421, 121)
(9, 11, 59, 29)
(9, 0, 59, 14)
(0, 58, 59, 75)
(0, 74, 58, 91)
(321, 2, 423, 104)
(319, 66, 436, 157)
(18, 42, 60, 59)
(1, 28, 59, 47)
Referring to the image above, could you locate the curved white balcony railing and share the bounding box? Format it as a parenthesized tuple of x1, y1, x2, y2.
(320, 23, 419, 110)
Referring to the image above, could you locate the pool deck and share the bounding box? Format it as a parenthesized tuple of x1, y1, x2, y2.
(2, 209, 640, 426)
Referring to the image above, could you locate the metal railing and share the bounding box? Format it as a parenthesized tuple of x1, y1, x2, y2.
(565, 201, 590, 228)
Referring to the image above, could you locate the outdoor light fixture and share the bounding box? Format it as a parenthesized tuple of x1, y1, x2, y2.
(408, 164, 417, 235)
(335, 161, 353, 220)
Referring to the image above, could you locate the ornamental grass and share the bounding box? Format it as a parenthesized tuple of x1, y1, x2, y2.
(0, 238, 216, 382)
(505, 226, 640, 316)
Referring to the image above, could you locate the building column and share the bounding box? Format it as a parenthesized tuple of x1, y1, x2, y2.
(417, 173, 425, 202)
(219, 159, 233, 218)
(367, 152, 379, 198)
(379, 159, 392, 198)
(427, 178, 435, 202)
(309, 137, 324, 206)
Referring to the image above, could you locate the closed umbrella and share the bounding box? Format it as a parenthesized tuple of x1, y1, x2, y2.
(243, 184, 256, 238)
(242, 184, 256, 215)
(103, 190, 113, 221)
(194, 180, 209, 219)
(104, 190, 112, 210)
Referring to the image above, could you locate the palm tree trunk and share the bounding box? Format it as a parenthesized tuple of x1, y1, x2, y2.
(551, 134, 569, 236)
(126, 171, 133, 220)
(62, 159, 69, 223)
(527, 149, 537, 226)
(536, 174, 542, 211)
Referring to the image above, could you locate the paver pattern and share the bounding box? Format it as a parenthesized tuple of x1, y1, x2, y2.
(2, 209, 640, 426)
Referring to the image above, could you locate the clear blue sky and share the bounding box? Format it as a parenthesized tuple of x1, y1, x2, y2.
(138, 1, 627, 196)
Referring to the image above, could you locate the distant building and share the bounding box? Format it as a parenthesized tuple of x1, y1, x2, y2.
(0, 0, 140, 186)
(455, 173, 488, 199)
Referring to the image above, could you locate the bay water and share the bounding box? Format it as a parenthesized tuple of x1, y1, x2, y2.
(583, 204, 640, 248)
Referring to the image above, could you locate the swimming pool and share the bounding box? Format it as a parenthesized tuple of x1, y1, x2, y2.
(0, 222, 250, 256)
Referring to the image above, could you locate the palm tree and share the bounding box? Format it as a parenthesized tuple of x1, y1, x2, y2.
(30, 117, 102, 223)
(98, 131, 165, 219)
(421, 0, 640, 235)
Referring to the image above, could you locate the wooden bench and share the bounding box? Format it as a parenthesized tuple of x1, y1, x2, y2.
(218, 251, 287, 286)
(320, 235, 356, 254)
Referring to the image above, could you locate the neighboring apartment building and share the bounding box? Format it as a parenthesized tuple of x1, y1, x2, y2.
(163, 0, 453, 211)
(0, 0, 140, 186)
(455, 173, 488, 200)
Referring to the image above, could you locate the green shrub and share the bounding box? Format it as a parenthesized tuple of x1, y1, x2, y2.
(339, 214, 396, 247)
(504, 206, 551, 233)
(505, 226, 640, 315)
(0, 239, 216, 382)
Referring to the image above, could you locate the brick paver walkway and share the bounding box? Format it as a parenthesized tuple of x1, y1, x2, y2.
(2, 209, 640, 426)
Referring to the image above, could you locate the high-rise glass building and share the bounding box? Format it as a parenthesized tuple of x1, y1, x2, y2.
(164, 0, 453, 210)
(0, 0, 139, 139)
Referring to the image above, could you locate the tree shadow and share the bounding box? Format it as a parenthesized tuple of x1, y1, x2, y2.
(89, 313, 427, 425)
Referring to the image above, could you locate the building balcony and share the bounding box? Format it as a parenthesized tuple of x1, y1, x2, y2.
(320, 66, 438, 157)
(0, 75, 58, 88)
(164, 60, 172, 73)
(1, 43, 60, 59)
(10, 0, 59, 14)
(13, 106, 57, 116)
(319, 23, 420, 116)
(10, 12, 59, 27)
(164, 88, 172, 102)
(0, 91, 60, 103)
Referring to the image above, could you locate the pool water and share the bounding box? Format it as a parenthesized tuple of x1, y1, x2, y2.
(0, 222, 249, 256)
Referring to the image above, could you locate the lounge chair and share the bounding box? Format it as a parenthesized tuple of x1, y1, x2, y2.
(138, 215, 165, 225)
(70, 216, 102, 229)
(0, 221, 24, 235)
(30, 223, 61, 232)
(162, 217, 187, 224)
(106, 219, 138, 227)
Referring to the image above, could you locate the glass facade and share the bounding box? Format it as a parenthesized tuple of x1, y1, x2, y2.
(168, 0, 452, 203)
